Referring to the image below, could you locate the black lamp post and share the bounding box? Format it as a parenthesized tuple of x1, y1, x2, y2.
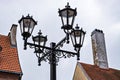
(19, 3, 85, 80)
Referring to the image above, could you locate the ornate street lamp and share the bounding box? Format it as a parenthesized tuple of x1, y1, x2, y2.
(18, 3, 85, 80)
(58, 3, 77, 34)
(70, 24, 86, 60)
(32, 30, 47, 66)
(18, 14, 37, 49)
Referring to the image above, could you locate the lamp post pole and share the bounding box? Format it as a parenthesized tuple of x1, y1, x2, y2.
(18, 3, 86, 80)
(50, 42, 56, 80)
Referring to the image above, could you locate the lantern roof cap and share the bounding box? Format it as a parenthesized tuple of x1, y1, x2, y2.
(18, 14, 37, 25)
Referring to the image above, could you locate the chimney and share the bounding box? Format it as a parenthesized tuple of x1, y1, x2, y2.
(91, 29, 109, 69)
(8, 24, 17, 47)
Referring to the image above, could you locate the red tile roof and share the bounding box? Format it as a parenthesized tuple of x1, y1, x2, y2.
(0, 34, 22, 74)
(80, 62, 120, 80)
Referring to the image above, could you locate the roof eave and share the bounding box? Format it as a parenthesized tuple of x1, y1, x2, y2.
(0, 69, 23, 75)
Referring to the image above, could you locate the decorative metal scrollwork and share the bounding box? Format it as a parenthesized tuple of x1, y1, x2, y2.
(26, 34, 78, 66)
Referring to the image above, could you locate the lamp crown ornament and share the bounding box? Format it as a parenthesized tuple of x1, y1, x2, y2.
(75, 24, 79, 30)
(65, 2, 70, 8)
(38, 30, 42, 35)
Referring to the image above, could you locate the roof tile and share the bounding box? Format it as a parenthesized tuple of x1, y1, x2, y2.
(80, 62, 120, 80)
(0, 34, 22, 74)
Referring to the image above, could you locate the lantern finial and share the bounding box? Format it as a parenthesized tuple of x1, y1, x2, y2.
(66, 2, 70, 8)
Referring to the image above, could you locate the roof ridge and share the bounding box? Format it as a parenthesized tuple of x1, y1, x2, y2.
(79, 62, 120, 71)
(0, 34, 8, 37)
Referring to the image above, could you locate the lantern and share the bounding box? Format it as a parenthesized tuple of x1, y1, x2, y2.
(18, 14, 37, 39)
(58, 3, 77, 34)
(70, 24, 86, 51)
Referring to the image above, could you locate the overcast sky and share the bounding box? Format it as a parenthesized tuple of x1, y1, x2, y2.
(0, 0, 120, 80)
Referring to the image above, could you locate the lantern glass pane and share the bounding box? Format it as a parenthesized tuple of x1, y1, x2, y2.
(23, 19, 30, 34)
(34, 42, 43, 53)
(33, 36, 47, 53)
(81, 32, 85, 46)
(76, 36, 80, 45)
(71, 34, 74, 44)
(23, 19, 31, 28)
(33, 36, 47, 43)
(62, 17, 73, 25)
(71, 30, 81, 37)
(23, 18, 36, 36)
(60, 10, 75, 17)
(20, 20, 24, 34)
(29, 20, 36, 34)
(70, 31, 76, 47)
(73, 32, 80, 45)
